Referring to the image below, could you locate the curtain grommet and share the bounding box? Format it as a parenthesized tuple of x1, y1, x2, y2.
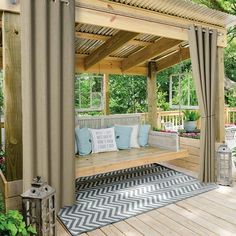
(52, 0, 70, 5)
(61, 0, 70, 5)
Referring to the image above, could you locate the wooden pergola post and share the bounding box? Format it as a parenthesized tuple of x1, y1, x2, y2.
(147, 61, 158, 129)
(2, 12, 22, 181)
(103, 74, 110, 115)
(215, 47, 225, 143)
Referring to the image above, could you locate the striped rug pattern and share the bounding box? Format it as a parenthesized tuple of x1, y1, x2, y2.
(58, 164, 217, 235)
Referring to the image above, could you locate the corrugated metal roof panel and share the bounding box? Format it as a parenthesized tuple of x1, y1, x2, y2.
(135, 34, 159, 42)
(76, 38, 104, 54)
(110, 45, 143, 57)
(77, 23, 119, 36)
(109, 0, 236, 28)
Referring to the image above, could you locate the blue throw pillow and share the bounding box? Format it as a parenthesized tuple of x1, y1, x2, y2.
(114, 126, 133, 150)
(75, 127, 92, 156)
(139, 124, 151, 147)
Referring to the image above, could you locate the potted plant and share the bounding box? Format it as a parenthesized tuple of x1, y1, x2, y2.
(183, 110, 200, 132)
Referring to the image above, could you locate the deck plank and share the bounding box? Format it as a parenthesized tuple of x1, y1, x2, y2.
(161, 205, 217, 236)
(185, 196, 236, 222)
(136, 213, 179, 236)
(112, 221, 143, 236)
(100, 224, 125, 236)
(146, 210, 198, 236)
(125, 217, 162, 236)
(176, 201, 236, 235)
(87, 229, 107, 236)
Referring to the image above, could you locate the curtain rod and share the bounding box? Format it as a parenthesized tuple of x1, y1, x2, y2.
(76, 2, 224, 36)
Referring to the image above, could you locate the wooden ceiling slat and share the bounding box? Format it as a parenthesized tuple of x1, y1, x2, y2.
(121, 38, 182, 71)
(76, 31, 152, 47)
(157, 47, 190, 72)
(84, 30, 139, 70)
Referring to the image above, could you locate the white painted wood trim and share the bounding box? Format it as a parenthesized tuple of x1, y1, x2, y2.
(148, 131, 179, 152)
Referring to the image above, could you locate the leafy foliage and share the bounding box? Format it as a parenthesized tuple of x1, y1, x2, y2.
(192, 0, 236, 42)
(0, 210, 37, 236)
(171, 72, 198, 107)
(183, 110, 200, 121)
(192, 0, 236, 82)
(225, 86, 236, 107)
(224, 40, 236, 82)
(0, 148, 6, 176)
(109, 74, 147, 114)
(0, 193, 4, 213)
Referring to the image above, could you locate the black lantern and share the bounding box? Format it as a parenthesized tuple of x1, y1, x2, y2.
(21, 176, 56, 236)
(216, 144, 233, 186)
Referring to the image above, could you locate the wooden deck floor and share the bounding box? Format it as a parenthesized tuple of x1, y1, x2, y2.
(58, 160, 236, 236)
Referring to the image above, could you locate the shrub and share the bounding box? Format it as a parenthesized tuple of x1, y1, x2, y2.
(0, 193, 4, 213)
(0, 210, 36, 236)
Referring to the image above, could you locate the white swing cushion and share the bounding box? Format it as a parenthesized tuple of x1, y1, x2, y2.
(89, 127, 118, 153)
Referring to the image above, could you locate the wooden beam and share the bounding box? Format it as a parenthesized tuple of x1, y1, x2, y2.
(103, 74, 110, 115)
(3, 12, 22, 181)
(0, 0, 228, 47)
(76, 56, 147, 75)
(77, 53, 125, 61)
(0, 0, 20, 13)
(147, 62, 158, 129)
(76, 31, 152, 47)
(215, 47, 225, 143)
(84, 30, 138, 70)
(0, 0, 227, 47)
(122, 38, 182, 71)
(76, 0, 227, 47)
(157, 47, 190, 72)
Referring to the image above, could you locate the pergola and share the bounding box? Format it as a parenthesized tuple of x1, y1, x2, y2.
(0, 0, 236, 210)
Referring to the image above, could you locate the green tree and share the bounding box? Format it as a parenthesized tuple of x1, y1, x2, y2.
(225, 87, 236, 107)
(109, 74, 147, 114)
(172, 72, 198, 107)
(192, 0, 236, 82)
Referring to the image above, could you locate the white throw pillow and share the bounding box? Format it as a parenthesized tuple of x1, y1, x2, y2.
(89, 128, 118, 153)
(115, 124, 140, 148)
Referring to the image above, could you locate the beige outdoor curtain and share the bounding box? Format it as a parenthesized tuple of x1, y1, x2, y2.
(188, 26, 217, 182)
(21, 0, 75, 209)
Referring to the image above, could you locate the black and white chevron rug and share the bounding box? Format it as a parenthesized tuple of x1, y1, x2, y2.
(58, 164, 217, 235)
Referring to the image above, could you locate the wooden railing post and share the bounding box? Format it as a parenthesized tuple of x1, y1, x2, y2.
(3, 13, 22, 181)
(157, 110, 161, 128)
(103, 74, 110, 115)
(225, 106, 229, 124)
(215, 47, 225, 142)
(147, 62, 157, 129)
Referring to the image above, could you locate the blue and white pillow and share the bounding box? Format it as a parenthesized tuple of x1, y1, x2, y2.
(75, 127, 92, 156)
(114, 125, 133, 150)
(138, 124, 151, 146)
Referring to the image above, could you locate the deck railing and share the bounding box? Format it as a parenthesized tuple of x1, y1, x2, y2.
(0, 107, 236, 149)
(225, 107, 236, 125)
(141, 107, 236, 129)
(140, 111, 184, 129)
